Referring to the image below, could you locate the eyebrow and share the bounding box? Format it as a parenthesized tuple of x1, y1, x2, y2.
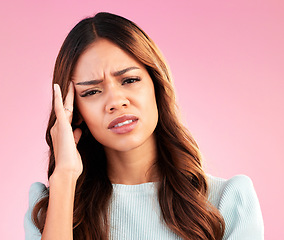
(113, 66, 140, 76)
(75, 79, 103, 86)
(75, 66, 140, 86)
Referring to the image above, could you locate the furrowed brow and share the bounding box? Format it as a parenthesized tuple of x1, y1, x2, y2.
(112, 66, 140, 76)
(74, 67, 139, 85)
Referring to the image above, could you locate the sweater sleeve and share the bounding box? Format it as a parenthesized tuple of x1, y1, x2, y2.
(217, 175, 264, 240)
(24, 182, 47, 240)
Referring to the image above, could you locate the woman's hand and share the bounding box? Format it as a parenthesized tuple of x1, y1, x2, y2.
(50, 82, 83, 180)
(41, 82, 82, 239)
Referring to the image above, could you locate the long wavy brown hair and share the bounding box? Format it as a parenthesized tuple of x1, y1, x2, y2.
(32, 12, 225, 239)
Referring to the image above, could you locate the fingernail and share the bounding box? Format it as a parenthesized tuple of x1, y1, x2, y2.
(54, 84, 60, 95)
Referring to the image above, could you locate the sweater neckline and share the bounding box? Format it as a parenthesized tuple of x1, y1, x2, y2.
(112, 181, 158, 193)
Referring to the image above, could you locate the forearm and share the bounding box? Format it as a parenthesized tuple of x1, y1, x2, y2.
(41, 171, 77, 240)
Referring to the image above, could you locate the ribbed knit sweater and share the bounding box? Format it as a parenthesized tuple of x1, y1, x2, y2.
(24, 175, 264, 239)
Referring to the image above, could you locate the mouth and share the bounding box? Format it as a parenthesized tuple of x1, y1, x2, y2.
(108, 115, 139, 129)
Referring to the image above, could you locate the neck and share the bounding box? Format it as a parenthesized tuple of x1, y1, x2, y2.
(104, 135, 159, 185)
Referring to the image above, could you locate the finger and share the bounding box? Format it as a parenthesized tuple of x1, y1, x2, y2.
(64, 82, 75, 122)
(64, 81, 74, 111)
(73, 128, 82, 146)
(54, 84, 65, 120)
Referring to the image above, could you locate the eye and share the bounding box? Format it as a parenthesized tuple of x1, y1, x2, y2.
(80, 89, 101, 97)
(122, 77, 141, 85)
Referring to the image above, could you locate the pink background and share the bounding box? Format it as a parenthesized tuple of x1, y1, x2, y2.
(0, 0, 283, 239)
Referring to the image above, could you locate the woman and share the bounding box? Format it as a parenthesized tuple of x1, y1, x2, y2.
(24, 12, 264, 240)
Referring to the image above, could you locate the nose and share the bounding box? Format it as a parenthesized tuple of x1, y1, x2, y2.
(105, 86, 130, 113)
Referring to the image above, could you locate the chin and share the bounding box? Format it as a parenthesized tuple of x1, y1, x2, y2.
(102, 136, 148, 153)
(106, 142, 143, 152)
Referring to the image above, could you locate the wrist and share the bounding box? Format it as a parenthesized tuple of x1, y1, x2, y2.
(50, 169, 79, 187)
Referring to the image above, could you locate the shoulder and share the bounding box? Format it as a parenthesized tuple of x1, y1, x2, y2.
(24, 182, 48, 240)
(207, 174, 254, 207)
(207, 174, 264, 240)
(28, 182, 48, 205)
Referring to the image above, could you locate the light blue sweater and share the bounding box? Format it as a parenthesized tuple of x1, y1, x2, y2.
(24, 175, 264, 239)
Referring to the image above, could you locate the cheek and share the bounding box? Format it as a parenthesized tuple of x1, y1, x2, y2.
(148, 85, 158, 112)
(150, 99, 159, 126)
(144, 88, 159, 127)
(76, 100, 102, 128)
(77, 103, 108, 143)
(82, 110, 105, 143)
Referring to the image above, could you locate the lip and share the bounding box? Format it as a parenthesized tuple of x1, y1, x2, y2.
(108, 114, 139, 129)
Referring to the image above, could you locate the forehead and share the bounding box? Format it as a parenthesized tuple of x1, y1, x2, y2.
(73, 39, 144, 79)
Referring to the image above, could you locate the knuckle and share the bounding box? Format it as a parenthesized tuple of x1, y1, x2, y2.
(50, 126, 55, 135)
(54, 105, 59, 114)
(50, 122, 58, 134)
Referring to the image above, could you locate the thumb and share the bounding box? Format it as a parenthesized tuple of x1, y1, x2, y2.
(73, 128, 82, 146)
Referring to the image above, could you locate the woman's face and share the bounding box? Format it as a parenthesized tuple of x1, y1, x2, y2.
(72, 38, 158, 152)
